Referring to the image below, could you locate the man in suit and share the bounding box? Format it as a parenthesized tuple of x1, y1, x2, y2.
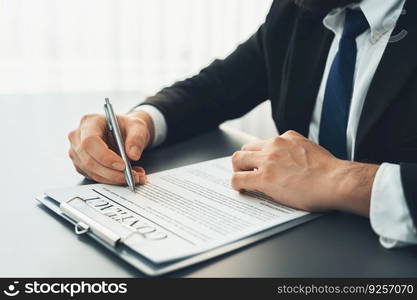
(68, 0, 417, 247)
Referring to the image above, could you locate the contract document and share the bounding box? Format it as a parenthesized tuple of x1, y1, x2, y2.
(45, 156, 309, 264)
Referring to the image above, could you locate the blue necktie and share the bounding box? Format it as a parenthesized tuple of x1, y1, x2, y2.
(319, 9, 369, 159)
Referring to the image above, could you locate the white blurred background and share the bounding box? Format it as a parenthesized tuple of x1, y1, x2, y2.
(0, 0, 277, 138)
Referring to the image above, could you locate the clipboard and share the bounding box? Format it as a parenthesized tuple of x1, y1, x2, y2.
(36, 194, 321, 277)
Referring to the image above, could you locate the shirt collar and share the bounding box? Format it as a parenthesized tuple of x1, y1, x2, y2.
(323, 0, 406, 43)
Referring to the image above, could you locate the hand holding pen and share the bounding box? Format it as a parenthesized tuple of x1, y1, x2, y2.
(67, 98, 154, 188)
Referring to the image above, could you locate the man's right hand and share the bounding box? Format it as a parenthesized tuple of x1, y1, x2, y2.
(68, 110, 155, 186)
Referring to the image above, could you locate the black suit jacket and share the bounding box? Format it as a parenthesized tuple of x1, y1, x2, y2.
(141, 0, 417, 225)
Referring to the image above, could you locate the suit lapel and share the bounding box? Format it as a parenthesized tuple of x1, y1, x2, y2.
(355, 0, 417, 156)
(279, 9, 333, 136)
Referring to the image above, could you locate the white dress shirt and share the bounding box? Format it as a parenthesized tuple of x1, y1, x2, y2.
(136, 0, 417, 248)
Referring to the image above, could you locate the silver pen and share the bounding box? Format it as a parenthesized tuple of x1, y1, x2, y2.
(104, 98, 136, 192)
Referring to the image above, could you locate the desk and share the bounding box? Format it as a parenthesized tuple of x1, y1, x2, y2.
(1, 93, 416, 277)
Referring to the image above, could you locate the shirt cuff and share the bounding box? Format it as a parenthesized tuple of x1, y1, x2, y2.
(370, 163, 417, 248)
(133, 105, 167, 148)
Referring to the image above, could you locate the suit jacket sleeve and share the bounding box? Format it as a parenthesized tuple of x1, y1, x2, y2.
(138, 3, 277, 143)
(400, 163, 417, 228)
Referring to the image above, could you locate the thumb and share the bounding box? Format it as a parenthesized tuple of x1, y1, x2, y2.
(124, 119, 149, 161)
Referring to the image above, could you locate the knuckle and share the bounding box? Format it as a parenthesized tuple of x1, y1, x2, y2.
(241, 144, 250, 151)
(297, 146, 307, 156)
(283, 130, 298, 138)
(231, 151, 241, 163)
(272, 136, 284, 145)
(133, 166, 145, 174)
(67, 130, 76, 142)
(80, 114, 91, 124)
(80, 113, 100, 124)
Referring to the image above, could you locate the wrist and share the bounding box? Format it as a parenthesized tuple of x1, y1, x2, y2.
(127, 110, 155, 148)
(332, 160, 380, 216)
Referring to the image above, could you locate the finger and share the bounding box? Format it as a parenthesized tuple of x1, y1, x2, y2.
(79, 114, 107, 137)
(83, 135, 126, 171)
(92, 170, 145, 186)
(72, 126, 124, 172)
(79, 117, 126, 171)
(72, 132, 144, 185)
(125, 119, 149, 161)
(76, 147, 127, 184)
(132, 166, 147, 185)
(231, 171, 259, 191)
(83, 169, 126, 185)
(132, 166, 146, 175)
(86, 169, 145, 186)
(241, 140, 268, 151)
(70, 150, 115, 185)
(231, 151, 261, 172)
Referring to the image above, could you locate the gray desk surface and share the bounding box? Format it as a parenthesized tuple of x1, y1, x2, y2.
(1, 93, 416, 277)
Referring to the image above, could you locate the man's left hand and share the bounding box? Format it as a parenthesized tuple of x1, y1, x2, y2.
(231, 130, 379, 216)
